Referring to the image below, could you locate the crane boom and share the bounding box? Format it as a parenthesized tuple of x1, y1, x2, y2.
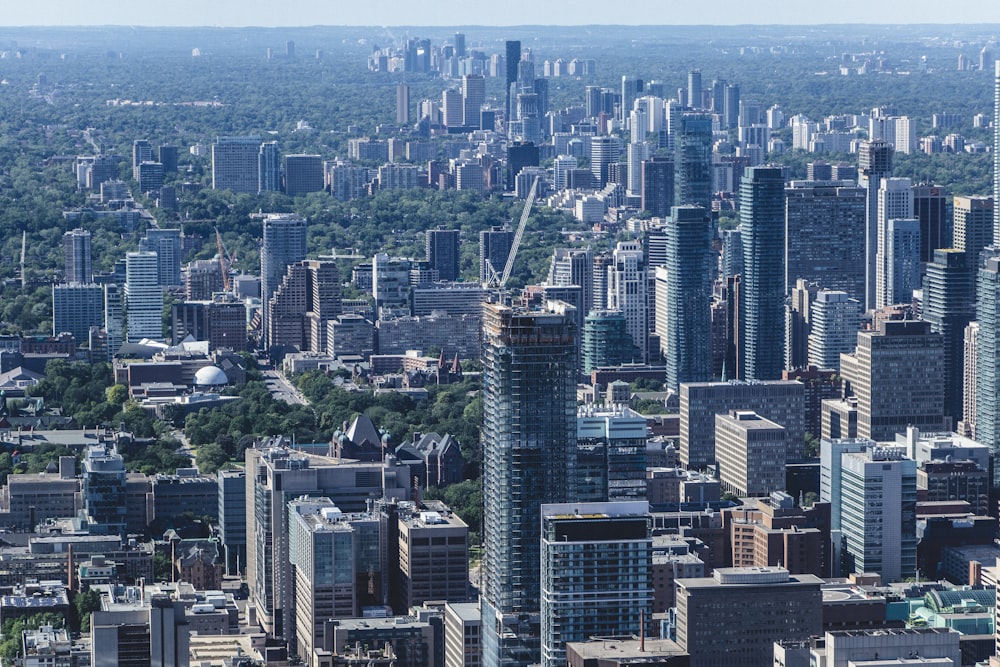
(499, 176, 539, 289)
(215, 227, 231, 293)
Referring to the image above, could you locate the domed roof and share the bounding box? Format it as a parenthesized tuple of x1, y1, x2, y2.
(194, 365, 228, 387)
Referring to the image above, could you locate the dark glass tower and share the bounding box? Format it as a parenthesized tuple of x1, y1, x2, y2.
(425, 227, 461, 282)
(505, 40, 521, 123)
(481, 301, 577, 667)
(740, 166, 786, 380)
(673, 113, 713, 212)
(923, 249, 974, 423)
(665, 205, 713, 390)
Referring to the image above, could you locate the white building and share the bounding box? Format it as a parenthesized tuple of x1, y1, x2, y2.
(124, 251, 163, 342)
(808, 290, 860, 371)
(607, 241, 647, 362)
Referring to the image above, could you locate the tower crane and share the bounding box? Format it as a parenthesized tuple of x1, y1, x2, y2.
(215, 227, 236, 293)
(484, 175, 539, 290)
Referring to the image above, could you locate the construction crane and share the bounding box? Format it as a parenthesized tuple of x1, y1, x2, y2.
(214, 227, 236, 293)
(484, 175, 539, 289)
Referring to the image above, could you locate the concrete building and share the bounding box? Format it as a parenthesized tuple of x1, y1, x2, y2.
(607, 241, 648, 363)
(212, 135, 261, 193)
(808, 291, 860, 371)
(261, 214, 308, 349)
(52, 283, 104, 343)
(444, 602, 481, 667)
(809, 628, 960, 667)
(675, 567, 822, 667)
(124, 251, 163, 343)
(953, 195, 994, 257)
(715, 411, 786, 498)
(63, 228, 92, 284)
(90, 584, 190, 667)
(397, 501, 469, 609)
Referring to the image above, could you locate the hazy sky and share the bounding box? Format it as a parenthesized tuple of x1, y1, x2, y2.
(2, 0, 1000, 26)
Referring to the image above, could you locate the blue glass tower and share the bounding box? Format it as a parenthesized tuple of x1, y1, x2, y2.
(665, 205, 714, 391)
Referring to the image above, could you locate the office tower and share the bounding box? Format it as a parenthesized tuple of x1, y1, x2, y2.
(721, 229, 743, 279)
(283, 154, 323, 196)
(621, 75, 642, 123)
(923, 250, 974, 422)
(445, 603, 480, 667)
(962, 322, 979, 438)
(548, 247, 594, 317)
(52, 283, 103, 342)
(63, 228, 92, 284)
(505, 40, 521, 122)
(139, 227, 182, 287)
(507, 142, 539, 192)
(397, 81, 410, 124)
(715, 410, 786, 497)
(481, 301, 577, 667)
(839, 447, 917, 581)
(673, 114, 713, 211)
(664, 206, 713, 390)
(607, 241, 648, 363)
(723, 83, 740, 130)
(552, 155, 577, 192)
(858, 139, 894, 310)
(575, 406, 647, 501)
(136, 161, 163, 193)
(132, 138, 152, 176)
(582, 310, 637, 371)
(479, 226, 514, 285)
(91, 587, 190, 667)
(912, 185, 949, 263)
(462, 74, 485, 129)
(976, 256, 1000, 485)
(218, 468, 246, 576)
(452, 32, 466, 58)
(995, 62, 1000, 239)
(442, 88, 464, 128)
(640, 157, 674, 218)
(675, 568, 822, 667)
(590, 135, 620, 188)
(397, 502, 470, 608)
(808, 291, 860, 371)
(845, 320, 947, 442)
(875, 178, 915, 308)
(171, 295, 247, 349)
(785, 279, 818, 372)
(540, 502, 652, 667)
(158, 144, 178, 172)
(625, 141, 648, 196)
(426, 227, 461, 282)
(680, 380, 805, 469)
(124, 251, 163, 343)
(784, 181, 867, 302)
(819, 437, 874, 528)
(953, 195, 994, 257)
(104, 283, 123, 361)
(740, 166, 786, 381)
(372, 254, 411, 317)
(82, 443, 128, 537)
(257, 140, 281, 193)
(212, 135, 262, 193)
(269, 259, 341, 353)
(687, 69, 702, 108)
(261, 214, 308, 348)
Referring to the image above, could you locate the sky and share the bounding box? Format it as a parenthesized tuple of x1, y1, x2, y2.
(2, 0, 1000, 27)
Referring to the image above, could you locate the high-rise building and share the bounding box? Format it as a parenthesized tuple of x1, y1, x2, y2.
(462, 74, 485, 129)
(283, 154, 324, 196)
(858, 139, 894, 310)
(976, 255, 1000, 485)
(665, 205, 713, 390)
(397, 81, 410, 125)
(715, 411, 787, 498)
(785, 279, 819, 372)
(686, 69, 702, 108)
(132, 139, 153, 177)
(590, 136, 620, 188)
(52, 283, 103, 342)
(548, 247, 594, 318)
(540, 502, 652, 667)
(581, 310, 637, 372)
(443, 88, 464, 128)
(217, 468, 246, 576)
(680, 380, 805, 469)
(912, 185, 950, 264)
(995, 61, 1000, 240)
(575, 406, 647, 501)
(923, 249, 975, 423)
(784, 181, 867, 302)
(838, 446, 917, 581)
(621, 75, 642, 123)
(426, 227, 461, 282)
(740, 166, 786, 380)
(953, 195, 994, 257)
(673, 114, 713, 212)
(607, 241, 647, 363)
(874, 178, 915, 309)
(479, 226, 514, 285)
(481, 301, 577, 667)
(82, 443, 128, 537)
(124, 251, 163, 342)
(844, 319, 948, 442)
(885, 217, 921, 307)
(104, 283, 123, 361)
(159, 144, 178, 173)
(261, 214, 308, 349)
(63, 228, 92, 284)
(257, 140, 281, 193)
(723, 83, 740, 130)
(505, 40, 521, 122)
(268, 259, 341, 353)
(640, 157, 674, 218)
(675, 568, 822, 667)
(136, 161, 164, 193)
(808, 291, 860, 371)
(212, 135, 262, 193)
(139, 227, 182, 287)
(961, 321, 979, 439)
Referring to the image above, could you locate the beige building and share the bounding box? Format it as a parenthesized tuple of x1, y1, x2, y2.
(715, 410, 786, 498)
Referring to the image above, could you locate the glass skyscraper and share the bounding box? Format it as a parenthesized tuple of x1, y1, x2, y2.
(665, 205, 713, 391)
(673, 113, 713, 212)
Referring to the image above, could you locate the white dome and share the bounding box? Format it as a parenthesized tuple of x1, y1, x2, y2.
(194, 365, 228, 387)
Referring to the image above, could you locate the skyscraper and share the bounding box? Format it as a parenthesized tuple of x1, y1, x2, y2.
(875, 177, 914, 309)
(620, 75, 643, 123)
(995, 61, 1000, 240)
(52, 283, 104, 342)
(396, 81, 410, 125)
(540, 502, 652, 667)
(665, 206, 713, 390)
(505, 40, 521, 123)
(261, 214, 308, 349)
(258, 141, 281, 193)
(63, 228, 92, 284)
(139, 227, 182, 287)
(480, 226, 514, 285)
(885, 218, 921, 307)
(547, 247, 594, 317)
(784, 181, 867, 302)
(808, 290, 860, 371)
(124, 251, 163, 342)
(426, 227, 461, 282)
(283, 154, 324, 196)
(976, 256, 1000, 485)
(590, 135, 620, 188)
(923, 249, 974, 423)
(740, 166, 786, 380)
(104, 284, 123, 361)
(641, 157, 674, 218)
(481, 301, 577, 667)
(212, 135, 262, 193)
(858, 139, 894, 310)
(607, 241, 648, 363)
(462, 74, 485, 129)
(673, 114, 713, 212)
(953, 195, 994, 257)
(686, 69, 702, 109)
(912, 185, 950, 264)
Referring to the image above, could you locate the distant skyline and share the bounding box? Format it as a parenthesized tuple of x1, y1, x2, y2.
(2, 0, 1000, 27)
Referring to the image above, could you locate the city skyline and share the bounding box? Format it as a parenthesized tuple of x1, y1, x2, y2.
(3, 1, 1000, 27)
